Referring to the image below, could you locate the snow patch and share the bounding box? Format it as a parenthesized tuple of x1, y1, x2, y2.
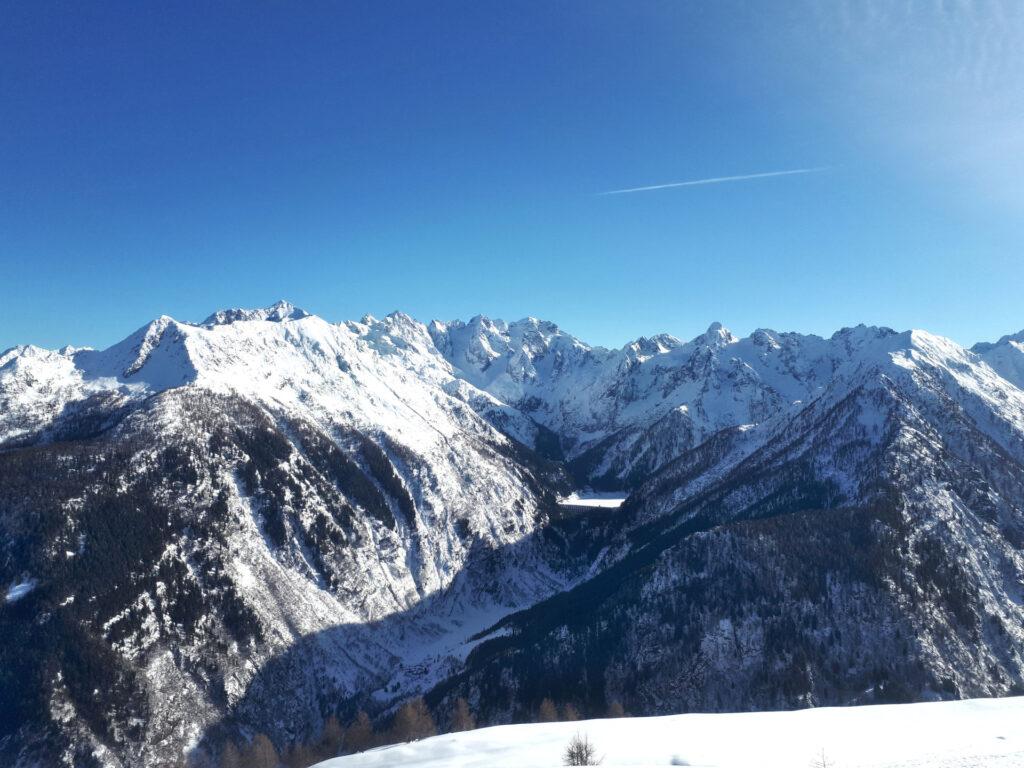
(557, 492, 626, 509)
(5, 579, 37, 603)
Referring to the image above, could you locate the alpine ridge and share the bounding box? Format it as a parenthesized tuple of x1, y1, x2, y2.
(2, 302, 1024, 767)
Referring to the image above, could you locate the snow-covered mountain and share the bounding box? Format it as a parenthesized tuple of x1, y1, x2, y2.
(974, 330, 1024, 391)
(0, 303, 578, 767)
(431, 316, 1024, 490)
(3, 302, 1024, 767)
(431, 325, 1024, 723)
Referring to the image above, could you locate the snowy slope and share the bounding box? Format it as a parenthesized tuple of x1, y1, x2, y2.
(0, 303, 569, 659)
(0, 304, 555, 570)
(316, 697, 1024, 768)
(974, 330, 1024, 391)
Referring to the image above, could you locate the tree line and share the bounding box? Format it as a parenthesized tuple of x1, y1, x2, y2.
(191, 695, 628, 767)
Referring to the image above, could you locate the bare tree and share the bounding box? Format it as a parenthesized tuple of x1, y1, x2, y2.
(282, 742, 316, 768)
(538, 697, 559, 722)
(563, 732, 603, 766)
(450, 697, 476, 732)
(562, 703, 581, 722)
(218, 742, 242, 768)
(390, 697, 437, 742)
(243, 733, 279, 768)
(605, 700, 627, 718)
(185, 746, 217, 768)
(345, 710, 374, 754)
(810, 748, 833, 768)
(317, 715, 345, 757)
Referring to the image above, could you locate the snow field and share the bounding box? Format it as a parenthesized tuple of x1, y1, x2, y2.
(316, 697, 1024, 768)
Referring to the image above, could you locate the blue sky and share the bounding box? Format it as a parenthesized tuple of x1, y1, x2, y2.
(3, 1, 1023, 351)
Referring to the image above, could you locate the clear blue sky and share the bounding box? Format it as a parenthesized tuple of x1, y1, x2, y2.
(3, 1, 1023, 351)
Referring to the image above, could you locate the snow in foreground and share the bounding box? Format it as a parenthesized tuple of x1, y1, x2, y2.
(315, 697, 1024, 768)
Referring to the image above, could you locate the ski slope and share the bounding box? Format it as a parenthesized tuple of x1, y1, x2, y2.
(315, 697, 1024, 768)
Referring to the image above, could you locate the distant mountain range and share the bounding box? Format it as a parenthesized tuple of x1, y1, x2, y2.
(3, 302, 1024, 767)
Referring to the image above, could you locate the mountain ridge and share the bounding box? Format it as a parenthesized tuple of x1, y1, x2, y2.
(3, 301, 1024, 767)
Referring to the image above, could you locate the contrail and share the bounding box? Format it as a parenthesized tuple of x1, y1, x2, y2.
(596, 166, 830, 195)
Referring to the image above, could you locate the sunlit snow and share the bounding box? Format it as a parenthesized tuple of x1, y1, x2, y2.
(5, 579, 37, 603)
(316, 697, 1024, 768)
(557, 492, 627, 509)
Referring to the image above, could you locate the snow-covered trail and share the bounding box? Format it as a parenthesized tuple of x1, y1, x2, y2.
(316, 697, 1024, 768)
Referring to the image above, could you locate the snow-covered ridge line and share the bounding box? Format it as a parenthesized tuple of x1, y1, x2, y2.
(16, 298, 1019, 365)
(5, 301, 1024, 486)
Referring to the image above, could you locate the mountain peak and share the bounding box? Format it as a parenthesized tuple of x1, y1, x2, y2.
(693, 321, 736, 348)
(202, 300, 311, 326)
(972, 328, 1024, 390)
(624, 333, 682, 359)
(972, 329, 1024, 354)
(384, 310, 418, 326)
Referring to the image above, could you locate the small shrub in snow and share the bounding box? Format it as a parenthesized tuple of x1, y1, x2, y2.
(563, 732, 603, 766)
(810, 748, 833, 768)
